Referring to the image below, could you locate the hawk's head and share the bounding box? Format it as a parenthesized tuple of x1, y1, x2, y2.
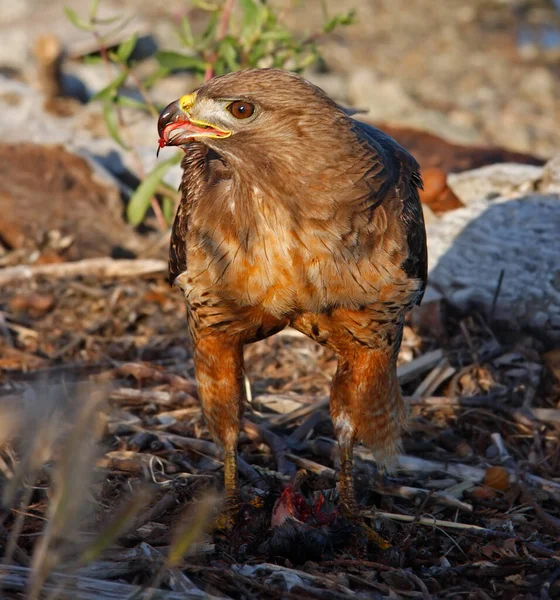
(157, 68, 347, 164)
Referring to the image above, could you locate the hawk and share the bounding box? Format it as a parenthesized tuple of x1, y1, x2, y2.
(158, 68, 427, 520)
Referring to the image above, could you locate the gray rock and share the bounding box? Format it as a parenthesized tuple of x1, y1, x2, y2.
(428, 160, 560, 342)
(0, 0, 148, 70)
(0, 78, 75, 145)
(447, 163, 543, 205)
(304, 71, 350, 105)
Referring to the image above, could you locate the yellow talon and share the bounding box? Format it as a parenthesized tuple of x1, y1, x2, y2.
(362, 522, 392, 550)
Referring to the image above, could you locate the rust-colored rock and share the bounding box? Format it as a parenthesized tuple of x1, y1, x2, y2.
(542, 349, 560, 385)
(470, 486, 498, 501)
(369, 122, 543, 215)
(418, 168, 464, 214)
(0, 143, 142, 261)
(372, 122, 545, 173)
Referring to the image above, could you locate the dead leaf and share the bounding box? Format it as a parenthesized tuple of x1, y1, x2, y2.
(484, 466, 510, 491)
(9, 293, 55, 315)
(543, 349, 560, 384)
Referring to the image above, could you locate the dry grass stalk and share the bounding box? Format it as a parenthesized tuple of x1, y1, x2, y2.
(167, 491, 220, 569)
(372, 511, 486, 531)
(27, 386, 107, 599)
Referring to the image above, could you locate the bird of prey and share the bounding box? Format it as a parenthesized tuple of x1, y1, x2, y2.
(158, 69, 427, 521)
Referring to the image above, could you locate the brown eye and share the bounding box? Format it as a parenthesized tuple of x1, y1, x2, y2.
(227, 101, 255, 119)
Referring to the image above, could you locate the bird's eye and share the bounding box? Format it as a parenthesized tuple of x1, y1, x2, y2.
(227, 101, 255, 119)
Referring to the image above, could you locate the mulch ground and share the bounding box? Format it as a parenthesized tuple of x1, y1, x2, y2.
(0, 269, 559, 599)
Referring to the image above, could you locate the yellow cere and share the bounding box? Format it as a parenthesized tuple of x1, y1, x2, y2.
(179, 93, 197, 112)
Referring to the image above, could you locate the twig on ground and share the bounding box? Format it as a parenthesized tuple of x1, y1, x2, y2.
(284, 453, 336, 478)
(160, 432, 263, 485)
(397, 349, 444, 384)
(371, 481, 473, 512)
(372, 511, 485, 530)
(411, 358, 456, 398)
(0, 258, 166, 286)
(242, 420, 296, 476)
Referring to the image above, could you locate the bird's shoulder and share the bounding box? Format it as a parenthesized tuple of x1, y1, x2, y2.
(352, 119, 428, 303)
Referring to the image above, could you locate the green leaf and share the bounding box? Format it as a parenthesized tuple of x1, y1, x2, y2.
(102, 101, 129, 149)
(143, 66, 170, 90)
(115, 95, 151, 112)
(83, 55, 104, 65)
(239, 0, 259, 24)
(155, 51, 207, 72)
(116, 33, 138, 62)
(126, 154, 182, 226)
(64, 6, 94, 31)
(162, 196, 176, 224)
(218, 36, 239, 73)
(198, 11, 219, 50)
(247, 43, 268, 68)
(92, 15, 122, 25)
(177, 15, 194, 47)
(296, 52, 318, 70)
(323, 10, 355, 33)
(260, 29, 292, 42)
(89, 0, 100, 21)
(239, 0, 266, 42)
(92, 71, 128, 102)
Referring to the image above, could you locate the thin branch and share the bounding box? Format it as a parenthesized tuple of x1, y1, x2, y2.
(371, 511, 486, 531)
(204, 0, 235, 80)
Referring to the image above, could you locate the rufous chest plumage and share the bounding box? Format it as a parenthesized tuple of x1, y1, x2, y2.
(175, 179, 418, 319)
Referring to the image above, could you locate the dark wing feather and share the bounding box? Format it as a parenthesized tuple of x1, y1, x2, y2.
(168, 149, 199, 286)
(352, 119, 428, 304)
(169, 144, 232, 286)
(169, 201, 188, 286)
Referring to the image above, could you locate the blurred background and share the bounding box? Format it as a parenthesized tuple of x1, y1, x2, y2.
(1, 0, 559, 253)
(1, 0, 559, 242)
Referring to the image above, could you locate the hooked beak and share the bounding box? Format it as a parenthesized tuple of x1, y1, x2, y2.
(157, 96, 231, 149)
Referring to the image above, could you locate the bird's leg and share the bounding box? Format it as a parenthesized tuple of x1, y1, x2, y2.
(330, 344, 400, 550)
(193, 333, 245, 527)
(330, 352, 361, 518)
(223, 449, 238, 518)
(291, 312, 403, 548)
(338, 439, 358, 516)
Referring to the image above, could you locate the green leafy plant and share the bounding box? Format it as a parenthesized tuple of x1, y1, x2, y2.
(65, 0, 355, 228)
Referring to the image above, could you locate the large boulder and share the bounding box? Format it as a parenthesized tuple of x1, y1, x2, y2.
(427, 161, 560, 343)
